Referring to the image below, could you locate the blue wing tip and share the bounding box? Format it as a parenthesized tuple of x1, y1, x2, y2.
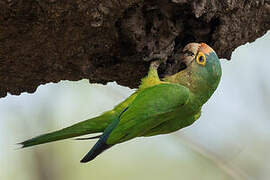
(80, 143, 111, 163)
(80, 107, 126, 163)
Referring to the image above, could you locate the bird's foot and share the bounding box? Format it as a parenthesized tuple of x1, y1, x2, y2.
(150, 60, 162, 70)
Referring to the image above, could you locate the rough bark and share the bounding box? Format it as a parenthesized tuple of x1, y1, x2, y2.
(0, 0, 269, 98)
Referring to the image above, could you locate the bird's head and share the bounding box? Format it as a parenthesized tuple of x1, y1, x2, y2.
(163, 43, 222, 103)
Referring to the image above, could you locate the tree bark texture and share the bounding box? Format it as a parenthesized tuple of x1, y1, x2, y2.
(0, 0, 269, 98)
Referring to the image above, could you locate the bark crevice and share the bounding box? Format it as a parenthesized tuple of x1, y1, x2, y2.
(0, 0, 269, 97)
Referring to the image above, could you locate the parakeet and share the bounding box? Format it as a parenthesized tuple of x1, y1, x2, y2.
(20, 42, 222, 163)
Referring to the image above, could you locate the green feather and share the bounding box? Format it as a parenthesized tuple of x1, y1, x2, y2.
(20, 43, 222, 163)
(107, 83, 190, 144)
(20, 111, 115, 148)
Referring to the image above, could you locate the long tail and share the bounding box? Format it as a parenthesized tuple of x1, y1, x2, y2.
(20, 111, 117, 148)
(80, 107, 128, 163)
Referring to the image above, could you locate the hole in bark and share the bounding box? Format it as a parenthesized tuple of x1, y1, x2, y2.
(178, 62, 187, 72)
(181, 34, 196, 47)
(158, 60, 187, 79)
(142, 46, 148, 52)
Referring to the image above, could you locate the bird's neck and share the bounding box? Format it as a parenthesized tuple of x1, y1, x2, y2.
(163, 71, 221, 106)
(189, 74, 221, 106)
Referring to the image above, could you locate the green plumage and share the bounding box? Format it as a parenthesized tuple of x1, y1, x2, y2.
(20, 43, 222, 163)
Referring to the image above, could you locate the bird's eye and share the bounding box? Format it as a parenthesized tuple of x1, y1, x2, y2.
(196, 52, 206, 66)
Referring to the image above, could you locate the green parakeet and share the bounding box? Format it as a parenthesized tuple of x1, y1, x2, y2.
(20, 42, 222, 163)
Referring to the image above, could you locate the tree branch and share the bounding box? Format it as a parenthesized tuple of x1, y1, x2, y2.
(0, 0, 269, 98)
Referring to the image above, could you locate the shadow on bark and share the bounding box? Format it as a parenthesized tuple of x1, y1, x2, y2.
(0, 0, 269, 97)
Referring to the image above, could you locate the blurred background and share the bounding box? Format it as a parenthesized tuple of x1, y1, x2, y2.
(1, 31, 269, 180)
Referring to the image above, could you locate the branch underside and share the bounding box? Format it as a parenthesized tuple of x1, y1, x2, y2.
(0, 0, 269, 98)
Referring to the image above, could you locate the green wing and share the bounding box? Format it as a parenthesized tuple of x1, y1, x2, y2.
(106, 83, 190, 144)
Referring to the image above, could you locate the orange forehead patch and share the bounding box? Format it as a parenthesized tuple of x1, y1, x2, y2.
(199, 43, 215, 55)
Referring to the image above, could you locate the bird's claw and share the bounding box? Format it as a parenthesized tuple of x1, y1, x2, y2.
(150, 60, 162, 70)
